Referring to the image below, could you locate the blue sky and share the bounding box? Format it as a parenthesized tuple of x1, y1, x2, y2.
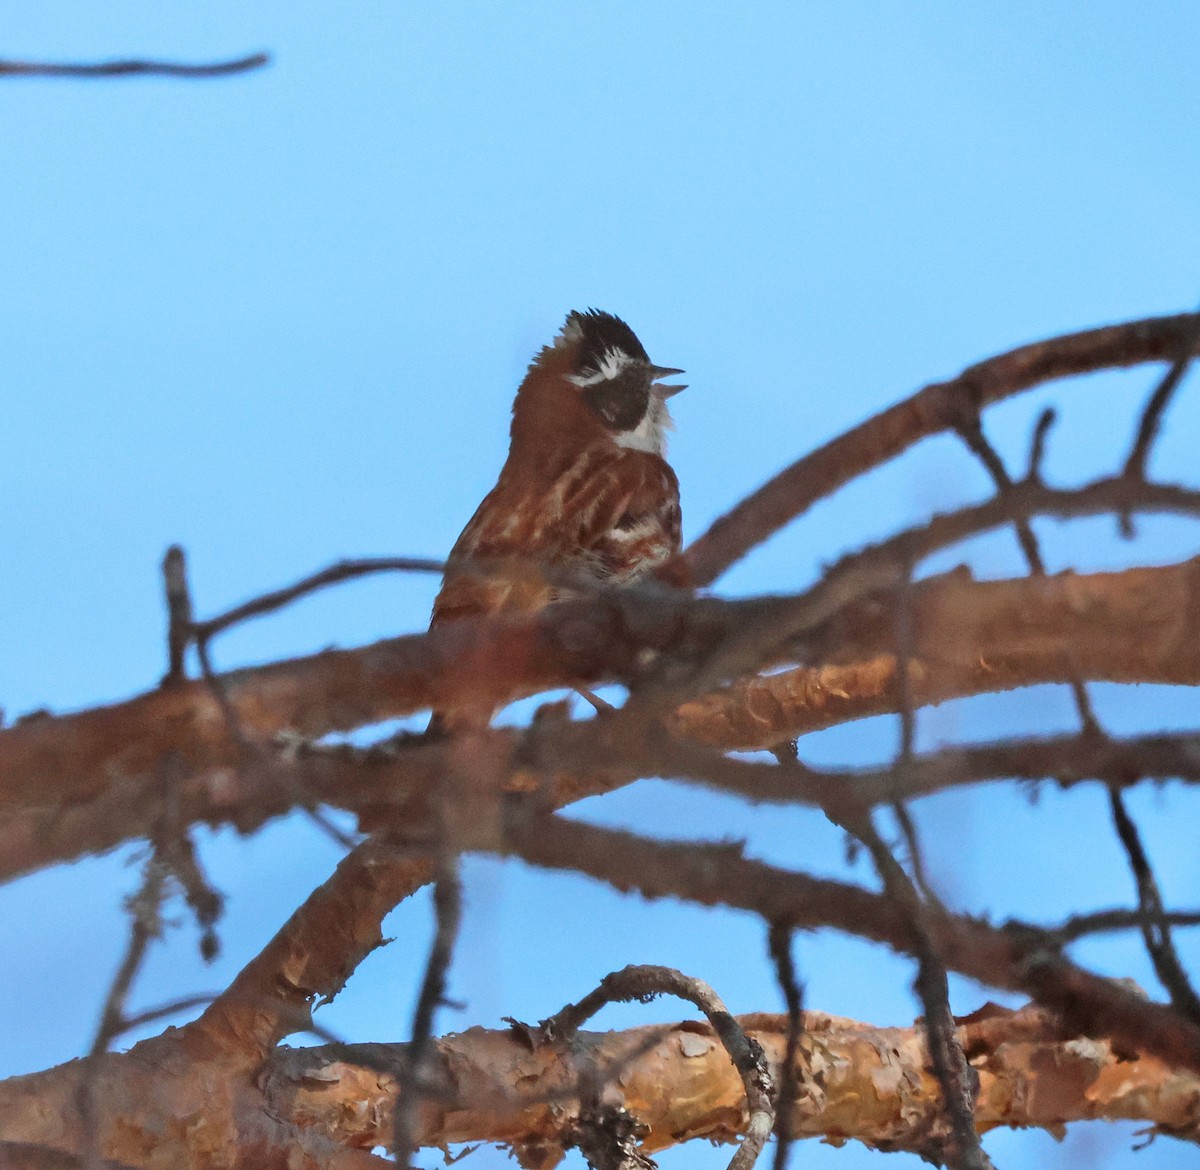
(3, 5, 1200, 1168)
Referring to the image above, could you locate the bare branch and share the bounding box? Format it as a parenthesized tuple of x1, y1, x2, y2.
(393, 860, 463, 1169)
(193, 557, 445, 643)
(502, 808, 1200, 1075)
(160, 546, 193, 687)
(1122, 307, 1200, 483)
(830, 809, 987, 1169)
(1107, 787, 1200, 1023)
(544, 965, 774, 1170)
(766, 925, 803, 1170)
(0, 53, 269, 79)
(685, 310, 1200, 586)
(1024, 407, 1057, 483)
(954, 415, 1044, 574)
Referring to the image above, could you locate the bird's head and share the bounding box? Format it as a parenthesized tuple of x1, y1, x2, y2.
(511, 309, 685, 458)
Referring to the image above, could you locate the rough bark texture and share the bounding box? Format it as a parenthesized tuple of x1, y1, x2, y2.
(0, 1007, 1196, 1168)
(6, 313, 1200, 1169)
(3, 558, 1200, 880)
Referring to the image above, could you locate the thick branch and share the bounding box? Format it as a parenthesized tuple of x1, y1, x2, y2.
(1, 1006, 1197, 1167)
(4, 557, 1200, 879)
(0, 588, 754, 823)
(677, 555, 1200, 750)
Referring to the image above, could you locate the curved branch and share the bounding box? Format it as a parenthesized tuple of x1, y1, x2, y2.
(685, 311, 1200, 585)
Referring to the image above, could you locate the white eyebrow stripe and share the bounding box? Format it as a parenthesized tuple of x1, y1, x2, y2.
(566, 347, 637, 387)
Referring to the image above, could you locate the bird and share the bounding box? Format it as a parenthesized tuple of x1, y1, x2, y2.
(429, 308, 688, 733)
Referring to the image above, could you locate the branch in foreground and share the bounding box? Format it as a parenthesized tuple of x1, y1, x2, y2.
(5, 554, 1200, 883)
(677, 552, 1200, 751)
(2, 1005, 1197, 1166)
(0, 53, 269, 79)
(6, 549, 1200, 880)
(833, 810, 986, 1170)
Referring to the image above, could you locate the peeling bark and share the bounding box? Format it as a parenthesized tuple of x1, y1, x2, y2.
(1, 1007, 1195, 1167)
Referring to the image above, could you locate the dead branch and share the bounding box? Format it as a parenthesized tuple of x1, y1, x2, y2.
(501, 809, 1200, 1076)
(4, 552, 1200, 883)
(542, 964, 774, 1170)
(685, 310, 1200, 585)
(0, 54, 269, 79)
(2, 1005, 1197, 1167)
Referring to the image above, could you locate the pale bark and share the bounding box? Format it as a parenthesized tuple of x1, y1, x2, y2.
(1, 1006, 1195, 1168)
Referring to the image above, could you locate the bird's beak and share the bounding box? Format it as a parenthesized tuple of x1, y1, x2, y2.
(649, 365, 687, 397)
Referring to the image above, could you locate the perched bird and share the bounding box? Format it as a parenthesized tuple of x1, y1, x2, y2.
(430, 309, 688, 732)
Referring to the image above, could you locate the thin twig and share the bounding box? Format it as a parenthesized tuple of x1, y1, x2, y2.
(195, 636, 248, 747)
(1106, 786, 1200, 1023)
(955, 414, 1044, 573)
(113, 993, 218, 1037)
(0, 53, 269, 79)
(77, 856, 170, 1169)
(160, 545, 193, 686)
(544, 964, 774, 1170)
(152, 755, 224, 961)
(832, 811, 988, 1170)
(888, 564, 939, 906)
(767, 924, 803, 1170)
(192, 556, 445, 641)
(1122, 307, 1200, 483)
(1118, 309, 1200, 537)
(952, 414, 1101, 737)
(1050, 905, 1200, 944)
(1025, 407, 1057, 484)
(393, 858, 464, 1168)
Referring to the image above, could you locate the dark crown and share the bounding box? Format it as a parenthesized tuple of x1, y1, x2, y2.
(566, 309, 649, 374)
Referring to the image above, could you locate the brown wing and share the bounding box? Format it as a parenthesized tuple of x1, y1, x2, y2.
(431, 445, 682, 627)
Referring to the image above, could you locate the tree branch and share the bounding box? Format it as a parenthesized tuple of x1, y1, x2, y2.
(0, 54, 269, 79)
(685, 310, 1200, 585)
(3, 1004, 1198, 1166)
(502, 809, 1200, 1075)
